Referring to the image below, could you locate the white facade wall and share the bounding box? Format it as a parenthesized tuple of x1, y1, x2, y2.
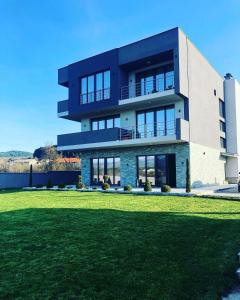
(189, 142, 226, 187)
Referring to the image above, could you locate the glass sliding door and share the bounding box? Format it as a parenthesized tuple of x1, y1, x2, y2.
(107, 158, 114, 185)
(156, 70, 165, 92)
(155, 155, 167, 187)
(137, 113, 145, 138)
(146, 111, 154, 138)
(166, 107, 175, 135)
(138, 156, 146, 186)
(91, 157, 120, 185)
(114, 158, 120, 185)
(137, 154, 176, 187)
(156, 109, 165, 136)
(98, 158, 104, 183)
(147, 156, 155, 186)
(92, 159, 98, 185)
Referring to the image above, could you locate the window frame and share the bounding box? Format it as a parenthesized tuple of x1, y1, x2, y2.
(91, 157, 121, 185)
(91, 115, 120, 131)
(80, 69, 110, 104)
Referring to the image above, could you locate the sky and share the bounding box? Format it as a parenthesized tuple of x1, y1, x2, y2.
(0, 0, 240, 152)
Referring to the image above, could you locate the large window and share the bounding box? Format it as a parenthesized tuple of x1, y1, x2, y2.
(136, 64, 174, 97)
(80, 70, 110, 104)
(91, 157, 120, 185)
(91, 115, 120, 131)
(219, 99, 225, 118)
(137, 154, 176, 187)
(136, 106, 175, 138)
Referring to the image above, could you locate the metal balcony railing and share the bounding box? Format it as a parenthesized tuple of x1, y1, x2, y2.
(119, 120, 175, 140)
(121, 74, 174, 100)
(80, 88, 110, 104)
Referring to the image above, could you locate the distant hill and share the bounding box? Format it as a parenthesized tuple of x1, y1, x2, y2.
(0, 151, 33, 158)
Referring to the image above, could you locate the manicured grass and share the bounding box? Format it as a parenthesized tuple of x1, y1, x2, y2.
(0, 190, 240, 299)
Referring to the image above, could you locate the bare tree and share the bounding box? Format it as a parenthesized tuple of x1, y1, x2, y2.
(41, 144, 62, 171)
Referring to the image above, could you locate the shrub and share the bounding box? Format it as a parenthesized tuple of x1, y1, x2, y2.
(144, 179, 152, 192)
(76, 182, 85, 189)
(103, 175, 108, 183)
(124, 185, 132, 192)
(36, 184, 44, 188)
(114, 187, 119, 191)
(102, 183, 110, 190)
(107, 177, 112, 185)
(161, 185, 171, 192)
(47, 179, 53, 189)
(92, 187, 97, 190)
(58, 183, 66, 189)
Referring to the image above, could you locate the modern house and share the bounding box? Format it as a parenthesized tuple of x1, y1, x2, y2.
(57, 27, 240, 188)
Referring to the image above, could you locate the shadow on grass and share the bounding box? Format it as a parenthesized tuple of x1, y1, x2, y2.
(1, 208, 240, 300)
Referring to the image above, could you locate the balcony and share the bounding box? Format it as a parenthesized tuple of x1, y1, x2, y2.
(58, 100, 69, 117)
(57, 118, 189, 151)
(119, 75, 179, 109)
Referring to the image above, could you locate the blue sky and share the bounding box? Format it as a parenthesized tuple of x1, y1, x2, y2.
(0, 0, 240, 152)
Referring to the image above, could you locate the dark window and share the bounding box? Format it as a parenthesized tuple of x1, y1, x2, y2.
(214, 89, 217, 96)
(137, 154, 176, 187)
(220, 137, 226, 149)
(91, 115, 120, 131)
(136, 106, 175, 138)
(219, 99, 225, 118)
(220, 120, 226, 132)
(91, 157, 121, 185)
(80, 70, 110, 104)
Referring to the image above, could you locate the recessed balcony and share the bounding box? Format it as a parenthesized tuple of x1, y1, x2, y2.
(57, 118, 189, 151)
(119, 75, 178, 109)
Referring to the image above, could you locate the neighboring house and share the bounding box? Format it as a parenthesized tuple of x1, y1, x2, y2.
(57, 27, 240, 188)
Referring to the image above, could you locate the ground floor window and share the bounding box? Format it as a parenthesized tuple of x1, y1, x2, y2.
(137, 154, 176, 187)
(91, 157, 120, 185)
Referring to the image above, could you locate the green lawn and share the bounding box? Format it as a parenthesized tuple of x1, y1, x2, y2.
(0, 191, 240, 300)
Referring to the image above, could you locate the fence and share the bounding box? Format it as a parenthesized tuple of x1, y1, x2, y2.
(0, 171, 80, 189)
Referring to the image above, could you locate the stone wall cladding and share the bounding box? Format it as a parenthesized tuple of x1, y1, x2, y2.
(80, 143, 189, 188)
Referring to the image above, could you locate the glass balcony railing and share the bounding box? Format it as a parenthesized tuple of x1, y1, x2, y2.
(119, 120, 175, 140)
(121, 74, 174, 100)
(80, 88, 110, 105)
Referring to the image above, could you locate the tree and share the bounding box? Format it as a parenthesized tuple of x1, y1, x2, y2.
(41, 144, 62, 171)
(186, 158, 191, 193)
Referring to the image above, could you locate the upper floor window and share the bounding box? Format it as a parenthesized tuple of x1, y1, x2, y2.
(220, 137, 226, 149)
(91, 115, 120, 131)
(136, 64, 174, 97)
(220, 120, 226, 132)
(219, 99, 225, 118)
(80, 70, 110, 104)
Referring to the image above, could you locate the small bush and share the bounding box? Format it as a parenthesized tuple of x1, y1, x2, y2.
(102, 183, 110, 190)
(36, 184, 44, 188)
(58, 183, 66, 189)
(47, 179, 53, 189)
(161, 185, 171, 192)
(124, 185, 132, 192)
(144, 179, 152, 192)
(114, 187, 119, 191)
(76, 182, 85, 189)
(103, 175, 108, 183)
(92, 187, 97, 190)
